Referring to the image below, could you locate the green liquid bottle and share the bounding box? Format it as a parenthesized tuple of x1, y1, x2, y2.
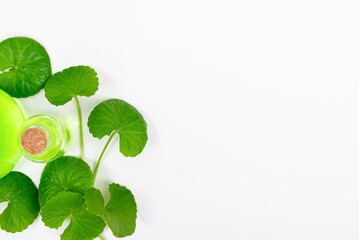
(18, 115, 73, 163)
(0, 89, 25, 178)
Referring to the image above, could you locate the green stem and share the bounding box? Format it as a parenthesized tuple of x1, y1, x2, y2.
(92, 131, 117, 185)
(98, 235, 105, 240)
(75, 96, 84, 159)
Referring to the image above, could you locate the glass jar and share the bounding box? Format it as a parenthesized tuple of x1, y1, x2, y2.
(18, 114, 73, 163)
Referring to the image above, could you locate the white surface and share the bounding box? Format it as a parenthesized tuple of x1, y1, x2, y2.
(1, 0, 359, 239)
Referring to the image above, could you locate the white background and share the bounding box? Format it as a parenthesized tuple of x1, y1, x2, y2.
(1, 0, 359, 239)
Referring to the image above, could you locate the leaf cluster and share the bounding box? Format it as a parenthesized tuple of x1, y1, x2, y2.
(0, 37, 148, 239)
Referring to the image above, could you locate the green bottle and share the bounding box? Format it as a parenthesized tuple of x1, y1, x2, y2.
(18, 114, 73, 163)
(0, 88, 25, 178)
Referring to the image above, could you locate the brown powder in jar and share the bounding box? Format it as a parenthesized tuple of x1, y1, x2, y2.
(21, 128, 47, 155)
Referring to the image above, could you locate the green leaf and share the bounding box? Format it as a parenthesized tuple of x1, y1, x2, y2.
(39, 156, 93, 207)
(88, 99, 148, 157)
(44, 65, 99, 106)
(0, 172, 40, 233)
(85, 183, 137, 238)
(0, 37, 51, 98)
(41, 192, 105, 240)
(83, 188, 105, 216)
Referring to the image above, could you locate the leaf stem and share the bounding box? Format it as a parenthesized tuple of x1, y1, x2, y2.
(98, 235, 105, 240)
(92, 131, 117, 185)
(75, 96, 84, 159)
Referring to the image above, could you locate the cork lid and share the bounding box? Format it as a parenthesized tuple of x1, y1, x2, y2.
(21, 128, 47, 155)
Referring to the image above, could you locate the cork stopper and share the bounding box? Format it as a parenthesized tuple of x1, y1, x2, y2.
(21, 128, 47, 155)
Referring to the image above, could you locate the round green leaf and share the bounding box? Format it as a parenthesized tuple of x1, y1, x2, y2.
(44, 65, 99, 106)
(85, 183, 137, 238)
(84, 188, 105, 216)
(41, 192, 105, 240)
(0, 172, 40, 233)
(39, 156, 93, 207)
(88, 99, 148, 157)
(0, 37, 51, 98)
